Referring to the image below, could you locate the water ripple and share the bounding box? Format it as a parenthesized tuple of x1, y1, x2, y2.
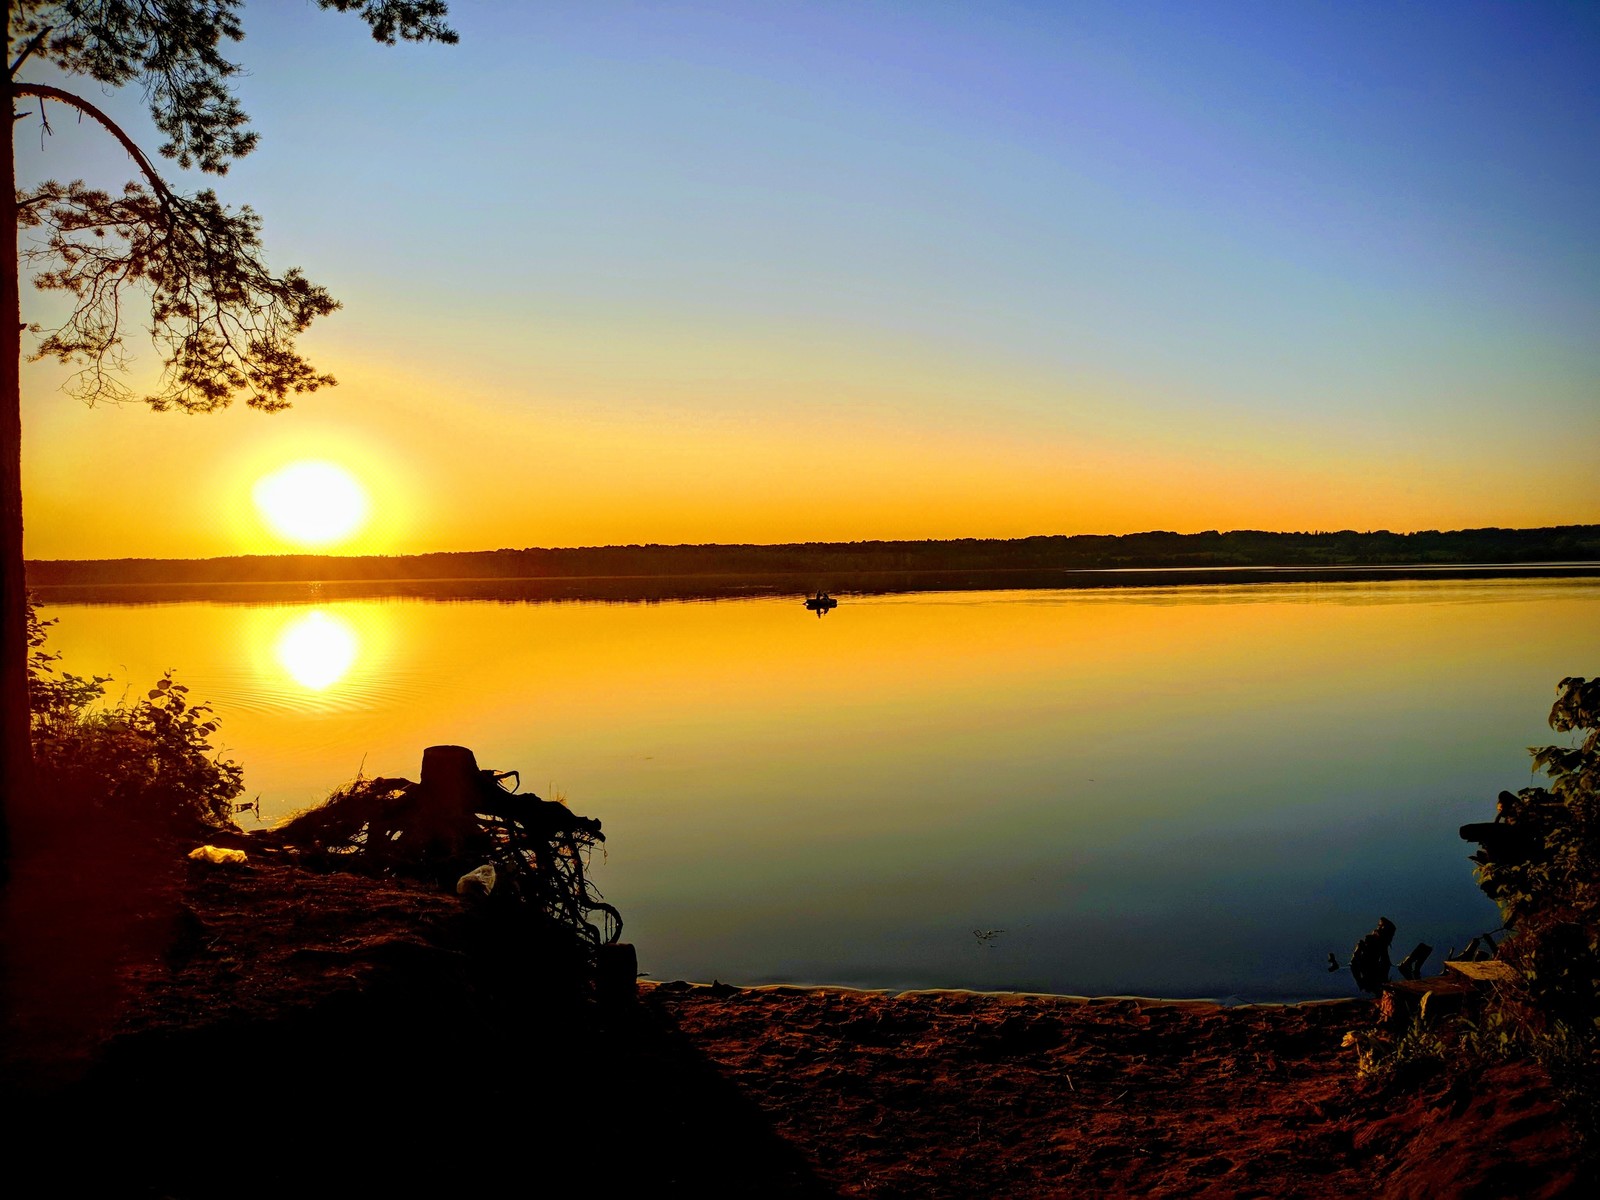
(186, 668, 434, 717)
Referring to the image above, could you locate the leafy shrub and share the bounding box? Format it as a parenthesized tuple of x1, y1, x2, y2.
(27, 602, 243, 833)
(1465, 676, 1600, 1030)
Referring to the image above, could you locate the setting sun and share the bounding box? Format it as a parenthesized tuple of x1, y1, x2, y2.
(252, 461, 371, 548)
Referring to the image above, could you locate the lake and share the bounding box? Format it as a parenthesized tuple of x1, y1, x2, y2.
(34, 575, 1599, 1001)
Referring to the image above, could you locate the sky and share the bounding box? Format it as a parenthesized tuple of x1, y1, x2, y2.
(15, 0, 1600, 559)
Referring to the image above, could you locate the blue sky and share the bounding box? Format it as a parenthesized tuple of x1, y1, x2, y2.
(17, 1, 1599, 556)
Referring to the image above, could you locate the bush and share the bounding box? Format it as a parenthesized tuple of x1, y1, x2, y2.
(1465, 676, 1600, 1030)
(27, 602, 243, 834)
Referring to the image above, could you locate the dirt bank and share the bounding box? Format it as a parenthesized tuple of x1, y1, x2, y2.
(1, 849, 1587, 1197)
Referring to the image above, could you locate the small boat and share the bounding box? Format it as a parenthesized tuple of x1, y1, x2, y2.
(804, 592, 838, 613)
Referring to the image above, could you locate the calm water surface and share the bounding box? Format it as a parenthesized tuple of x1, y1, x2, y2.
(38, 578, 1600, 1000)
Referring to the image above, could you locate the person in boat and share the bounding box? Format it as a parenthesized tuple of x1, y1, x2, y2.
(1349, 917, 1395, 994)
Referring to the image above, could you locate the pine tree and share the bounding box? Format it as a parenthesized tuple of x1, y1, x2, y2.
(2, 1, 457, 875)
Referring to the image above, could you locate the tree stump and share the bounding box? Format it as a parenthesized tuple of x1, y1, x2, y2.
(395, 745, 487, 866)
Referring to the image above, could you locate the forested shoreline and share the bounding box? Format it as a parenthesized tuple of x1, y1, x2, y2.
(27, 524, 1600, 587)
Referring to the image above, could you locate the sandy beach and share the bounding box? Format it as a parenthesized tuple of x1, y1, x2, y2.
(1, 849, 1586, 1197)
(645, 981, 1577, 1198)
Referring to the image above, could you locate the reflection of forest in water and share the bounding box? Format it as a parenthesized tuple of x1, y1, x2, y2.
(26, 562, 1600, 607)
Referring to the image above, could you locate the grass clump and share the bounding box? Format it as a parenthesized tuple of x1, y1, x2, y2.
(1348, 988, 1599, 1159)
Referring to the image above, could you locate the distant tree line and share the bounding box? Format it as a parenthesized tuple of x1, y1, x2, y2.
(25, 525, 1600, 587)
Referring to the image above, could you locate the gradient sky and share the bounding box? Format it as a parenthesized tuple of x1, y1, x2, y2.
(16, 0, 1600, 559)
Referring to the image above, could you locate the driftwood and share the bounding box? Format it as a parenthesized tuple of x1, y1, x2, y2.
(1396, 942, 1432, 981)
(267, 745, 622, 951)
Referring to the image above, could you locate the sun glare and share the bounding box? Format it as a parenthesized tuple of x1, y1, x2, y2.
(253, 460, 371, 548)
(275, 610, 359, 691)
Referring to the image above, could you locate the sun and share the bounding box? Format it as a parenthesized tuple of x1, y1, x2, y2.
(252, 460, 371, 548)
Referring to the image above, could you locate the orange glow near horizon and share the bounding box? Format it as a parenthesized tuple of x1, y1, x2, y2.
(16, 341, 1598, 563)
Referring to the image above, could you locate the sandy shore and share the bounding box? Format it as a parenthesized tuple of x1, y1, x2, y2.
(644, 980, 1577, 1198)
(1, 850, 1586, 1197)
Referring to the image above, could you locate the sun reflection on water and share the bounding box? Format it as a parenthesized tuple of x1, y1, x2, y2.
(274, 610, 359, 691)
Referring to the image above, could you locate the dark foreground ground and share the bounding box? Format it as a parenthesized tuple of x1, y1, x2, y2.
(0, 833, 1589, 1198)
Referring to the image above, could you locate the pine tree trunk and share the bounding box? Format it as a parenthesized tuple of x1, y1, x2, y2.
(2, 0, 34, 880)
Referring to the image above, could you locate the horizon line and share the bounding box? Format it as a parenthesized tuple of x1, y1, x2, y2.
(22, 521, 1600, 565)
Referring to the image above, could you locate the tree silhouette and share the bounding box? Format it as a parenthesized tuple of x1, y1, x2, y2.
(2, 1, 457, 873)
